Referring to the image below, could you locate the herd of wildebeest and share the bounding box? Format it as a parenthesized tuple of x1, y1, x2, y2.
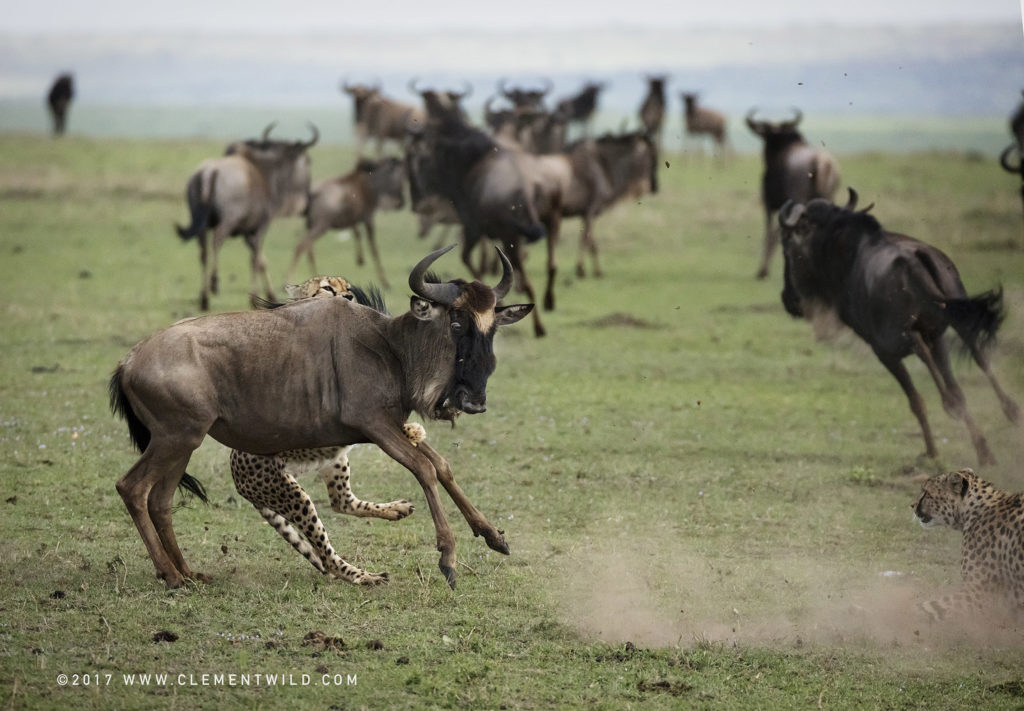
(39, 71, 1024, 611)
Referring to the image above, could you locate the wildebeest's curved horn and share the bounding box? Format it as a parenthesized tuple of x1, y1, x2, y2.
(408, 77, 422, 95)
(540, 77, 553, 96)
(787, 107, 803, 127)
(301, 122, 319, 149)
(261, 122, 277, 141)
(409, 245, 460, 305)
(745, 108, 762, 132)
(492, 248, 514, 300)
(843, 187, 858, 210)
(341, 79, 354, 93)
(1000, 144, 1022, 174)
(498, 78, 511, 97)
(456, 81, 473, 99)
(779, 200, 805, 228)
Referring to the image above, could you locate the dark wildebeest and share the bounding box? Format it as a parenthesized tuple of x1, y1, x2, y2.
(680, 92, 728, 155)
(341, 80, 425, 156)
(407, 93, 552, 336)
(998, 91, 1024, 237)
(747, 107, 840, 279)
(555, 81, 605, 137)
(409, 78, 472, 122)
(639, 75, 667, 148)
(46, 73, 74, 136)
(110, 246, 533, 589)
(175, 123, 318, 310)
(286, 157, 405, 288)
(779, 189, 1020, 465)
(497, 78, 553, 112)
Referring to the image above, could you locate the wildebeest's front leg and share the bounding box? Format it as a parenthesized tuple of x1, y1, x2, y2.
(361, 217, 391, 289)
(756, 209, 777, 280)
(372, 426, 460, 587)
(285, 223, 328, 284)
(875, 350, 937, 460)
(417, 442, 510, 556)
(504, 239, 546, 338)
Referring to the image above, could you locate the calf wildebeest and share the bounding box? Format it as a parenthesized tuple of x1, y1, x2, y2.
(286, 157, 405, 288)
(175, 123, 318, 310)
(406, 95, 551, 336)
(341, 80, 425, 155)
(555, 81, 605, 137)
(110, 246, 533, 589)
(998, 91, 1024, 237)
(680, 92, 728, 155)
(638, 75, 667, 148)
(46, 73, 74, 136)
(779, 189, 1020, 465)
(747, 107, 840, 279)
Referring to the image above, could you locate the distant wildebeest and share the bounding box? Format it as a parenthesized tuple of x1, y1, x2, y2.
(998, 91, 1024, 236)
(286, 157, 405, 288)
(46, 73, 74, 136)
(747, 107, 840, 279)
(639, 75, 667, 148)
(341, 80, 425, 156)
(497, 78, 553, 111)
(175, 123, 318, 310)
(407, 93, 551, 336)
(779, 189, 1020, 465)
(680, 92, 728, 155)
(110, 246, 533, 589)
(555, 81, 605, 137)
(409, 78, 472, 122)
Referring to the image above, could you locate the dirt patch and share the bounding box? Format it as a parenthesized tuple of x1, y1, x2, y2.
(584, 313, 661, 329)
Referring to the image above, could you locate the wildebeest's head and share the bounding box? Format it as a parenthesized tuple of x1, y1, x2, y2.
(226, 122, 319, 216)
(498, 78, 552, 111)
(341, 80, 382, 122)
(746, 108, 804, 146)
(407, 245, 532, 418)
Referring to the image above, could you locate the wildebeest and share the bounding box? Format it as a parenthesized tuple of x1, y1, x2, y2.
(482, 96, 565, 153)
(409, 78, 472, 122)
(341, 80, 425, 155)
(286, 157, 405, 288)
(497, 78, 553, 112)
(175, 123, 318, 310)
(639, 75, 667, 147)
(747, 108, 840, 279)
(555, 81, 605, 137)
(406, 96, 551, 336)
(110, 246, 533, 589)
(998, 91, 1024, 236)
(680, 92, 727, 155)
(46, 73, 74, 136)
(779, 189, 1020, 465)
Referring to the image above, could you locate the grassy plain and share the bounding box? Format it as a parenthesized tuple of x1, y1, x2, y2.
(1, 130, 1023, 709)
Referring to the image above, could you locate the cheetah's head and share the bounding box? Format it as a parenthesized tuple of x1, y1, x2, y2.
(285, 276, 355, 301)
(912, 468, 977, 531)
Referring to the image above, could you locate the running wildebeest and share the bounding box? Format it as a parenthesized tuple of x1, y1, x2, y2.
(46, 73, 74, 136)
(747, 107, 840, 279)
(341, 80, 424, 156)
(406, 93, 551, 336)
(555, 81, 605, 137)
(680, 92, 727, 155)
(110, 246, 533, 589)
(175, 123, 318, 310)
(779, 189, 1020, 465)
(286, 156, 405, 288)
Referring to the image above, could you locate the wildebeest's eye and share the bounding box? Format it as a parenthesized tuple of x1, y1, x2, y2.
(451, 320, 463, 334)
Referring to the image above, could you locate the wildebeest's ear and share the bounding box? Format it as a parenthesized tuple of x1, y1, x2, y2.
(494, 303, 534, 326)
(410, 296, 445, 321)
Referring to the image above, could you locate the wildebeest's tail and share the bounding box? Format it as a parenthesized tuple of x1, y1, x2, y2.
(945, 287, 1006, 354)
(108, 364, 209, 503)
(174, 170, 215, 241)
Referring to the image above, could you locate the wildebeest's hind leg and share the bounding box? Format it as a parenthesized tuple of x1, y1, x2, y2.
(116, 446, 196, 588)
(965, 341, 1021, 424)
(504, 239, 546, 338)
(911, 333, 996, 466)
(285, 224, 328, 284)
(149, 468, 211, 583)
(361, 218, 391, 289)
(229, 450, 387, 584)
(875, 350, 938, 460)
(317, 445, 414, 520)
(417, 442, 510, 556)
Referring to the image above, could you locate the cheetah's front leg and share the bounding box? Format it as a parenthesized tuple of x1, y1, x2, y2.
(318, 437, 420, 521)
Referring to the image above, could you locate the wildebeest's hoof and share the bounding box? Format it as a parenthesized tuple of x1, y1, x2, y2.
(440, 564, 457, 589)
(755, 267, 769, 280)
(188, 571, 213, 584)
(483, 529, 510, 555)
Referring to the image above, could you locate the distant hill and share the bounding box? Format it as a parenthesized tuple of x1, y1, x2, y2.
(1, 23, 1021, 118)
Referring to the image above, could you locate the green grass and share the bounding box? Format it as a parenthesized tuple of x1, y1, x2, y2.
(1, 131, 1024, 709)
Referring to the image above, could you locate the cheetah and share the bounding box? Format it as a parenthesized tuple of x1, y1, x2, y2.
(912, 468, 1024, 622)
(230, 275, 419, 585)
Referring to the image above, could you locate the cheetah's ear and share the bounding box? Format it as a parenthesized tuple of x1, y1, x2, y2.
(951, 469, 973, 498)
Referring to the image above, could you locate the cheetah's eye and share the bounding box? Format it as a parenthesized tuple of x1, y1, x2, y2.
(321, 285, 337, 295)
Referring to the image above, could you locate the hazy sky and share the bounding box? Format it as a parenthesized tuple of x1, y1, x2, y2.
(1, 0, 1021, 33)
